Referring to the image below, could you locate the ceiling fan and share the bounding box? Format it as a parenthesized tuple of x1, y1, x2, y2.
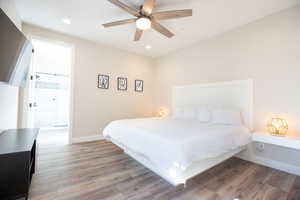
(102, 0, 193, 41)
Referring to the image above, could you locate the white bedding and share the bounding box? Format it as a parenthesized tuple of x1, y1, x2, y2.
(103, 118, 251, 176)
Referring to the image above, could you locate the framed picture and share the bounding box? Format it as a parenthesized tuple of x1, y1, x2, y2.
(98, 74, 109, 89)
(135, 80, 143, 92)
(117, 77, 127, 91)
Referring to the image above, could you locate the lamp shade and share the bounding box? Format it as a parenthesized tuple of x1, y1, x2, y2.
(267, 117, 288, 135)
(158, 108, 168, 118)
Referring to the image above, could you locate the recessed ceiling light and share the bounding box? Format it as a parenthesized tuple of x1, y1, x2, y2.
(62, 18, 71, 25)
(145, 45, 152, 50)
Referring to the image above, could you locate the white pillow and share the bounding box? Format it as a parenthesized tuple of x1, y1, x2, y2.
(196, 108, 211, 122)
(211, 108, 242, 125)
(172, 107, 184, 119)
(183, 107, 197, 119)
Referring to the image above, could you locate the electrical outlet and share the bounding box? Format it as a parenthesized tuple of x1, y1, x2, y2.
(256, 142, 265, 152)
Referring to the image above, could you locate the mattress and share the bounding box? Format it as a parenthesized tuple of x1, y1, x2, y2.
(103, 118, 251, 180)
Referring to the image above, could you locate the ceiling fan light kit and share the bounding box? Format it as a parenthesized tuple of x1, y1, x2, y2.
(103, 0, 193, 41)
(136, 17, 151, 30)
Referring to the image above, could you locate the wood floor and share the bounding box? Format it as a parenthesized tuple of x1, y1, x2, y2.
(29, 140, 300, 200)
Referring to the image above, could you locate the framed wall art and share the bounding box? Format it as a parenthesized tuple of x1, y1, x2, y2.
(98, 74, 109, 89)
(117, 77, 127, 91)
(135, 80, 143, 92)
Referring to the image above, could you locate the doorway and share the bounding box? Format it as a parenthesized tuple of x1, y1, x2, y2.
(26, 38, 73, 146)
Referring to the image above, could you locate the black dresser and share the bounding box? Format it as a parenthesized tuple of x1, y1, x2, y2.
(0, 128, 39, 200)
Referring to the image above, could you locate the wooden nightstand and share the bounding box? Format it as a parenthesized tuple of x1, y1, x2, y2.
(252, 131, 300, 150)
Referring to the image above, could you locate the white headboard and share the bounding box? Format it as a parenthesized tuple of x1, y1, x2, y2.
(172, 80, 253, 130)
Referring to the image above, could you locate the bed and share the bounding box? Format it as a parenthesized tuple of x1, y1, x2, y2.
(103, 80, 253, 186)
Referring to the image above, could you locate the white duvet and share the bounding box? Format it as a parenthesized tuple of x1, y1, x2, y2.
(103, 118, 251, 175)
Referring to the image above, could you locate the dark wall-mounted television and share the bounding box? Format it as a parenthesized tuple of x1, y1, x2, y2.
(0, 8, 33, 88)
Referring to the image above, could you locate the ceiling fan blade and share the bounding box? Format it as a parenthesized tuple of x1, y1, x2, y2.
(142, 0, 155, 15)
(151, 20, 174, 38)
(152, 9, 192, 20)
(107, 0, 140, 17)
(134, 29, 144, 41)
(103, 18, 136, 27)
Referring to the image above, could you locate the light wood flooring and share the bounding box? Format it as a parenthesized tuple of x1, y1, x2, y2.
(29, 140, 300, 200)
(37, 129, 68, 146)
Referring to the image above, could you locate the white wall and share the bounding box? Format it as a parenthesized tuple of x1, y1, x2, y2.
(154, 6, 300, 132)
(154, 6, 300, 171)
(0, 0, 22, 130)
(22, 24, 154, 141)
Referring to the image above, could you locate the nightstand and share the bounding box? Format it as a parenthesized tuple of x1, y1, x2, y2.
(252, 131, 300, 150)
(0, 129, 39, 200)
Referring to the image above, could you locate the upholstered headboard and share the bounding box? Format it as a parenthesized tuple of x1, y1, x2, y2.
(172, 80, 253, 130)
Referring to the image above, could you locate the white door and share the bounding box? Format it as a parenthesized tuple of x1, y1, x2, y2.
(24, 45, 38, 128)
(24, 38, 72, 129)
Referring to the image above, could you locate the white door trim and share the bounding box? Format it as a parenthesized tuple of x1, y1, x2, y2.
(18, 35, 75, 145)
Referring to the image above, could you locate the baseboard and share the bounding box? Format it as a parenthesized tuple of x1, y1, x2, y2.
(237, 154, 300, 176)
(71, 135, 104, 144)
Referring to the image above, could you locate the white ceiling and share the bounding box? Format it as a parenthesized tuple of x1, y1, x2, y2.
(16, 0, 300, 57)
